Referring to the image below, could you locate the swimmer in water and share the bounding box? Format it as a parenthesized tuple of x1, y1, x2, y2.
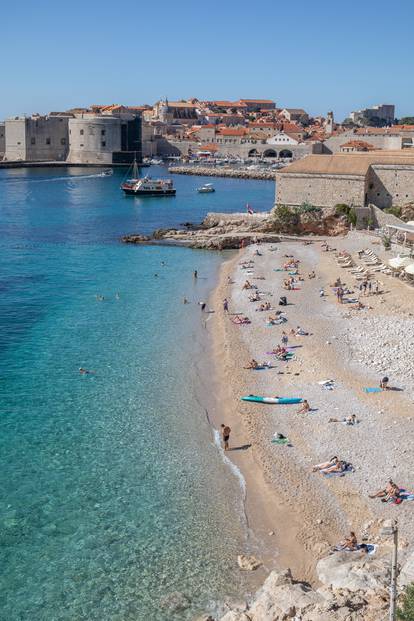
(154, 273, 159, 278)
(79, 368, 95, 375)
(115, 293, 120, 300)
(183, 297, 189, 304)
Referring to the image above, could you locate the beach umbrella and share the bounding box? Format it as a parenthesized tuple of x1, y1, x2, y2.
(404, 263, 414, 275)
(388, 256, 413, 269)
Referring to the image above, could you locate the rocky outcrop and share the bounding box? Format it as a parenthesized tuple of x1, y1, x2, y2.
(400, 202, 414, 222)
(122, 208, 350, 250)
(316, 551, 390, 591)
(212, 551, 396, 621)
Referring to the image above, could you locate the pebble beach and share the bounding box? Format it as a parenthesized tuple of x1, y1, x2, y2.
(208, 231, 414, 584)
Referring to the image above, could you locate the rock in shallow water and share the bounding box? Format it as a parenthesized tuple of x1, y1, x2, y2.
(237, 554, 262, 571)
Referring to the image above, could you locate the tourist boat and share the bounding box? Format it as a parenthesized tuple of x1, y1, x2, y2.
(197, 183, 215, 193)
(121, 158, 176, 196)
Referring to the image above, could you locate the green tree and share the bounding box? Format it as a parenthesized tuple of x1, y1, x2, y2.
(398, 117, 414, 125)
(397, 583, 414, 620)
(366, 116, 389, 128)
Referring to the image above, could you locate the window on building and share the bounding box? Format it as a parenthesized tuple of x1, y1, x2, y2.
(80, 144, 84, 147)
(46, 138, 51, 145)
(31, 137, 36, 145)
(101, 141, 106, 147)
(80, 129, 84, 135)
(101, 129, 106, 136)
(61, 138, 66, 145)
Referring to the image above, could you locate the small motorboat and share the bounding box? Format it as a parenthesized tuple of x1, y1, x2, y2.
(100, 169, 113, 176)
(197, 183, 215, 193)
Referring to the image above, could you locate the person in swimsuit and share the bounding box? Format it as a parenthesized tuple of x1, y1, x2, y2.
(221, 424, 231, 451)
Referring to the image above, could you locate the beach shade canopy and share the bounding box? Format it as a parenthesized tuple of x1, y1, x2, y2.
(388, 256, 413, 269)
(404, 263, 414, 275)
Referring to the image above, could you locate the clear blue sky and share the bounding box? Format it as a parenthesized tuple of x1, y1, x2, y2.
(2, 0, 413, 121)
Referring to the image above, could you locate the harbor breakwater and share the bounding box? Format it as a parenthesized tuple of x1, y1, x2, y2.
(169, 165, 276, 180)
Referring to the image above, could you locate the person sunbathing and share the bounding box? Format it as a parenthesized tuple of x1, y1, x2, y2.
(232, 315, 251, 325)
(329, 414, 358, 425)
(297, 400, 310, 414)
(369, 479, 400, 502)
(242, 280, 252, 290)
(308, 271, 316, 279)
(380, 376, 389, 390)
(249, 293, 260, 302)
(351, 301, 365, 310)
(335, 531, 358, 551)
(312, 456, 345, 473)
(295, 326, 308, 336)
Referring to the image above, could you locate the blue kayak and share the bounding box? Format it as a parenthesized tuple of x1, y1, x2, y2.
(241, 395, 303, 404)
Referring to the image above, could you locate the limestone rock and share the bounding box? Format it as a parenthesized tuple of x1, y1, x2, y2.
(220, 612, 250, 621)
(316, 552, 390, 591)
(237, 554, 262, 571)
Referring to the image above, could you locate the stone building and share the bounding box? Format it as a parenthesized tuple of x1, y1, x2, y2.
(4, 115, 70, 161)
(350, 103, 395, 126)
(67, 114, 142, 164)
(275, 152, 414, 209)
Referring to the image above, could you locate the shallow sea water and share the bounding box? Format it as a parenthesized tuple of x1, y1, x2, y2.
(0, 166, 274, 620)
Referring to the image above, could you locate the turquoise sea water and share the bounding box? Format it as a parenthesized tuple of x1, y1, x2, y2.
(0, 166, 274, 620)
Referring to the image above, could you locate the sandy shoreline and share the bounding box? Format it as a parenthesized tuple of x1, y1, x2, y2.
(206, 231, 414, 588)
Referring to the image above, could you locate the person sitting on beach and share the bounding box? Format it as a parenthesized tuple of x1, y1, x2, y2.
(380, 376, 389, 390)
(249, 292, 260, 302)
(297, 400, 310, 414)
(335, 531, 358, 552)
(369, 479, 400, 502)
(295, 326, 308, 336)
(264, 301, 271, 310)
(242, 280, 252, 290)
(245, 359, 260, 369)
(308, 271, 316, 279)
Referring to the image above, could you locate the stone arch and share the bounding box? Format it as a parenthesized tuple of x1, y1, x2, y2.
(263, 149, 277, 158)
(248, 148, 259, 157)
(279, 149, 293, 159)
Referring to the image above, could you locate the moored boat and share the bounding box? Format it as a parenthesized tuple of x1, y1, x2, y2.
(121, 158, 176, 196)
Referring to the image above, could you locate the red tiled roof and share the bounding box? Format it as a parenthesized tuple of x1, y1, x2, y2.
(239, 99, 275, 104)
(198, 143, 219, 152)
(218, 128, 248, 136)
(340, 140, 376, 150)
(281, 122, 303, 133)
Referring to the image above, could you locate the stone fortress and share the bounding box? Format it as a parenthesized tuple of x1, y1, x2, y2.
(1, 106, 143, 165)
(275, 151, 414, 210)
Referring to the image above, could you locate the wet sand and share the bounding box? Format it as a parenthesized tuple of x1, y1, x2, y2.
(206, 232, 414, 584)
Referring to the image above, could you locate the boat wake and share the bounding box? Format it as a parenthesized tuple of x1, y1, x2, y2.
(6, 172, 111, 184)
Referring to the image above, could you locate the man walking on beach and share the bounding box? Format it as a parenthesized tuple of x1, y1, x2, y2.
(223, 298, 229, 313)
(221, 424, 231, 451)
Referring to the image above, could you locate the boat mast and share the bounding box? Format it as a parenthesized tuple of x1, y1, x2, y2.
(132, 151, 138, 178)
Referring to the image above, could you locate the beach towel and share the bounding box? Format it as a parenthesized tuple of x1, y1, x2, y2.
(271, 437, 290, 445)
(273, 268, 284, 272)
(252, 365, 275, 371)
(333, 543, 377, 554)
(363, 387, 382, 393)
